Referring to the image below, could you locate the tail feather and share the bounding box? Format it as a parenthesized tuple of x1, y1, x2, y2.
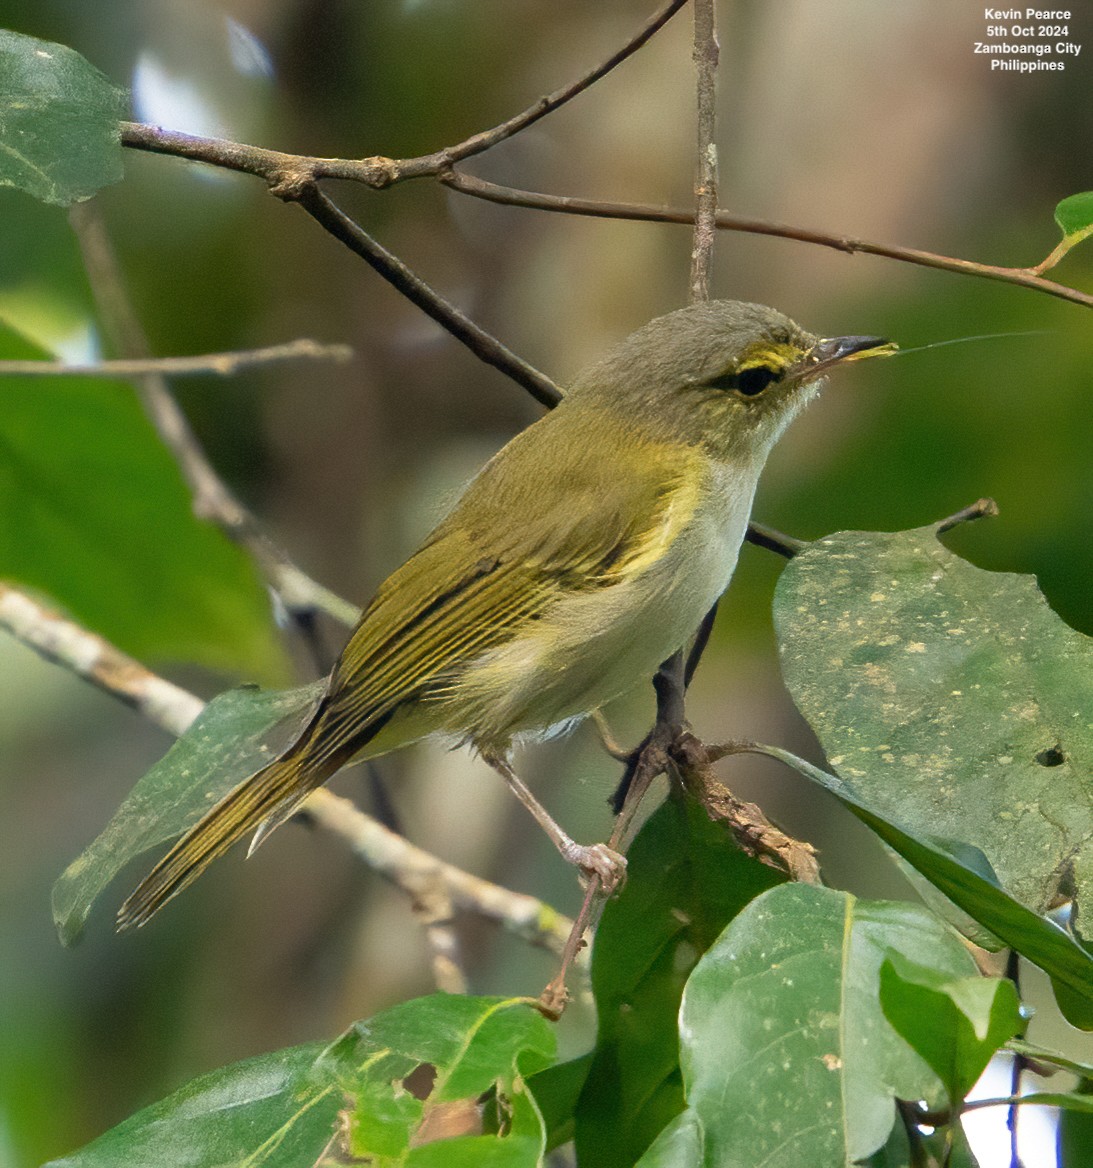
(116, 749, 323, 931)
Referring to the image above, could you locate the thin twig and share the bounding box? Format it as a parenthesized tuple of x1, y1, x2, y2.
(936, 496, 1000, 534)
(67, 201, 358, 628)
(404, 0, 690, 176)
(119, 0, 689, 188)
(0, 582, 572, 955)
(442, 173, 1093, 311)
(684, 600, 719, 688)
(290, 186, 562, 408)
(743, 520, 808, 558)
(689, 0, 719, 302)
(302, 791, 572, 957)
(121, 119, 1093, 311)
(0, 339, 352, 379)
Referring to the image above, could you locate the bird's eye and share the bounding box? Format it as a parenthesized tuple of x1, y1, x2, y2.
(707, 365, 780, 396)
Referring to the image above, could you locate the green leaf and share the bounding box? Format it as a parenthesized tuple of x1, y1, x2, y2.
(749, 742, 1093, 1030)
(43, 1040, 336, 1168)
(879, 953, 1021, 1104)
(574, 793, 784, 1168)
(526, 1053, 591, 1151)
(0, 30, 126, 205)
(46, 995, 553, 1168)
(773, 525, 1093, 933)
(1054, 191, 1093, 242)
(1057, 1079, 1093, 1164)
(634, 1110, 704, 1167)
(0, 321, 283, 674)
(315, 994, 554, 1166)
(52, 680, 324, 943)
(1007, 1038, 1093, 1077)
(662, 885, 980, 1166)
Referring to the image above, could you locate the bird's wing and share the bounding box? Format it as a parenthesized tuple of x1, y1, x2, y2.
(310, 414, 694, 755)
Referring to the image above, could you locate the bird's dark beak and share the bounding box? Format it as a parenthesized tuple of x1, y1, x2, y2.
(807, 334, 896, 375)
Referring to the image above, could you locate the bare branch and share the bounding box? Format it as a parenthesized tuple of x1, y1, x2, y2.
(443, 174, 1093, 311)
(0, 582, 571, 955)
(0, 583, 203, 735)
(0, 339, 352, 379)
(420, 0, 690, 172)
(689, 0, 720, 302)
(120, 0, 689, 189)
(743, 520, 808, 558)
(291, 186, 563, 407)
(936, 496, 1000, 534)
(67, 201, 359, 628)
(675, 733, 822, 884)
(304, 792, 572, 957)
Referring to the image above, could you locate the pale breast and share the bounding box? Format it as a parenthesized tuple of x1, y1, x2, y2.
(444, 456, 762, 749)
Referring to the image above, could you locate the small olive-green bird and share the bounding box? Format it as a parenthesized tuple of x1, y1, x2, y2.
(118, 300, 890, 929)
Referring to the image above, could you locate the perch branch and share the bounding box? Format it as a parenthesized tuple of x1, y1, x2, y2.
(0, 339, 352, 378)
(118, 0, 688, 188)
(676, 733, 821, 883)
(0, 583, 571, 955)
(441, 174, 1093, 311)
(689, 0, 720, 302)
(289, 186, 562, 407)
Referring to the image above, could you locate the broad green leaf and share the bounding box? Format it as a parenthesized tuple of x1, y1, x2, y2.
(52, 680, 324, 942)
(879, 953, 1021, 1104)
(0, 321, 283, 675)
(526, 1052, 591, 1151)
(46, 995, 553, 1168)
(749, 742, 1093, 1030)
(860, 1118, 912, 1168)
(0, 30, 126, 204)
(634, 1110, 704, 1167)
(1054, 192, 1093, 243)
(44, 1040, 335, 1168)
(1058, 1079, 1093, 1164)
(946, 1121, 982, 1168)
(574, 793, 784, 1168)
(773, 523, 1093, 929)
(665, 885, 979, 1166)
(315, 994, 554, 1166)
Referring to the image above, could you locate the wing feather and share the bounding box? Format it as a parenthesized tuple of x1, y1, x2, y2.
(308, 407, 691, 757)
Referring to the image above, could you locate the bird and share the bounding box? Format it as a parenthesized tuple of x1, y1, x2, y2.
(117, 299, 890, 930)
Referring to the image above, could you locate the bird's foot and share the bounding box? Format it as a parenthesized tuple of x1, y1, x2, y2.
(563, 840, 627, 895)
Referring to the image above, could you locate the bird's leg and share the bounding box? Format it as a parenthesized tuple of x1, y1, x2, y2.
(484, 753, 627, 893)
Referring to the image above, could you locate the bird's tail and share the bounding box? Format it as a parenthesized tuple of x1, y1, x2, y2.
(116, 744, 329, 931)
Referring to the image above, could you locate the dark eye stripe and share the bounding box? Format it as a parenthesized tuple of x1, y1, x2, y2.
(706, 365, 780, 396)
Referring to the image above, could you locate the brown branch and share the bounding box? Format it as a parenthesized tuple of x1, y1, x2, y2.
(936, 496, 1000, 534)
(403, 0, 690, 176)
(120, 0, 689, 189)
(121, 120, 1093, 312)
(0, 339, 352, 379)
(0, 581, 572, 955)
(743, 520, 808, 558)
(290, 186, 562, 408)
(442, 174, 1093, 311)
(689, 0, 720, 302)
(67, 201, 359, 628)
(675, 733, 821, 883)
